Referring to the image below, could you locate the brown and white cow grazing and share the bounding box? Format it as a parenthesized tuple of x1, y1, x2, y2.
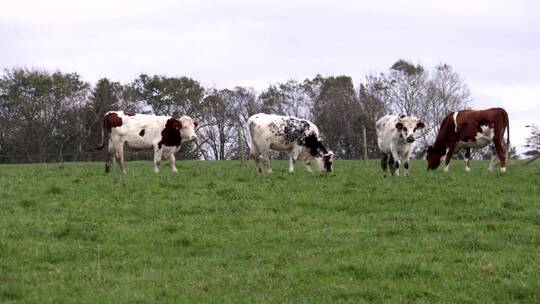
(376, 114, 425, 177)
(247, 113, 335, 173)
(97, 111, 198, 173)
(426, 107, 509, 173)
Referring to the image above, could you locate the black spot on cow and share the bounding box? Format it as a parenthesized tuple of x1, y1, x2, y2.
(139, 129, 145, 137)
(267, 117, 331, 161)
(283, 119, 310, 144)
(269, 118, 311, 146)
(158, 118, 182, 149)
(304, 133, 325, 156)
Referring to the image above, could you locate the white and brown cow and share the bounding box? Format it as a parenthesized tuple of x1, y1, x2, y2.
(376, 114, 425, 177)
(247, 113, 335, 173)
(97, 111, 198, 173)
(426, 107, 510, 173)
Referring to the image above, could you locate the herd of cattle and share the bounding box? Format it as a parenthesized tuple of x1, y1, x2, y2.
(98, 107, 510, 176)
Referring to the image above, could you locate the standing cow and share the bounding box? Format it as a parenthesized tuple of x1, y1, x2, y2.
(247, 113, 335, 173)
(376, 114, 425, 177)
(97, 111, 198, 173)
(426, 107, 509, 173)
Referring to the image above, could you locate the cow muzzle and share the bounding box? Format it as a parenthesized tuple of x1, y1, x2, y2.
(406, 136, 415, 143)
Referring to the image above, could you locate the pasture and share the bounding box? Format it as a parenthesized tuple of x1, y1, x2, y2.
(1, 159, 539, 303)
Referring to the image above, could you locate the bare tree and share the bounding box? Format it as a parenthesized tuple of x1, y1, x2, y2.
(418, 63, 471, 148)
(358, 74, 389, 158)
(228, 87, 260, 160)
(382, 59, 428, 117)
(199, 89, 238, 160)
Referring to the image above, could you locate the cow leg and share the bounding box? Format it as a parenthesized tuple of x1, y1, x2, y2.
(289, 146, 304, 173)
(391, 151, 401, 176)
(169, 152, 178, 173)
(488, 145, 499, 172)
(403, 161, 409, 176)
(298, 150, 312, 173)
(116, 143, 127, 174)
(250, 146, 263, 173)
(154, 146, 163, 173)
(105, 139, 115, 173)
(493, 139, 507, 173)
(381, 154, 389, 177)
(388, 154, 396, 176)
(289, 154, 295, 173)
(444, 144, 456, 172)
(263, 153, 272, 173)
(464, 148, 471, 172)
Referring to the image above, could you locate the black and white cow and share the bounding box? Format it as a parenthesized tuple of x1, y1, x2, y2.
(247, 113, 335, 173)
(97, 111, 198, 174)
(376, 114, 425, 177)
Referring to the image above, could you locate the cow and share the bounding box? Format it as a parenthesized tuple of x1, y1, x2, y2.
(97, 111, 198, 174)
(426, 107, 510, 173)
(247, 113, 335, 173)
(376, 114, 425, 177)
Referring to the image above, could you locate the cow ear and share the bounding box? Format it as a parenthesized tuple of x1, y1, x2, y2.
(395, 122, 403, 130)
(416, 121, 425, 129)
(194, 121, 198, 128)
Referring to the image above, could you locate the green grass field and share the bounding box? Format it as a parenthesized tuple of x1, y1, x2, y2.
(1, 159, 539, 303)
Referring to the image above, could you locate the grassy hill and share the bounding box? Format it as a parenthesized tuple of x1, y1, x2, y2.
(1, 159, 539, 303)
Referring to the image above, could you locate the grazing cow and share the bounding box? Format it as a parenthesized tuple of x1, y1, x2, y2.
(426, 107, 510, 173)
(247, 113, 335, 173)
(376, 114, 425, 177)
(97, 111, 198, 173)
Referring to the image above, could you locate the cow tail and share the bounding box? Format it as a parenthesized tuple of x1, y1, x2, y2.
(245, 119, 254, 151)
(505, 109, 510, 147)
(95, 116, 107, 150)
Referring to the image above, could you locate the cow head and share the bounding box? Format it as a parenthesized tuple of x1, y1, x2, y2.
(395, 116, 425, 143)
(305, 133, 335, 173)
(426, 145, 444, 170)
(178, 116, 198, 142)
(314, 151, 335, 173)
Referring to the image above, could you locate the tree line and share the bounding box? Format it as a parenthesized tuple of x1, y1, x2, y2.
(0, 59, 523, 164)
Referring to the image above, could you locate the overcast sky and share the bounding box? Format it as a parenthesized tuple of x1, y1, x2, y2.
(1, 0, 539, 154)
